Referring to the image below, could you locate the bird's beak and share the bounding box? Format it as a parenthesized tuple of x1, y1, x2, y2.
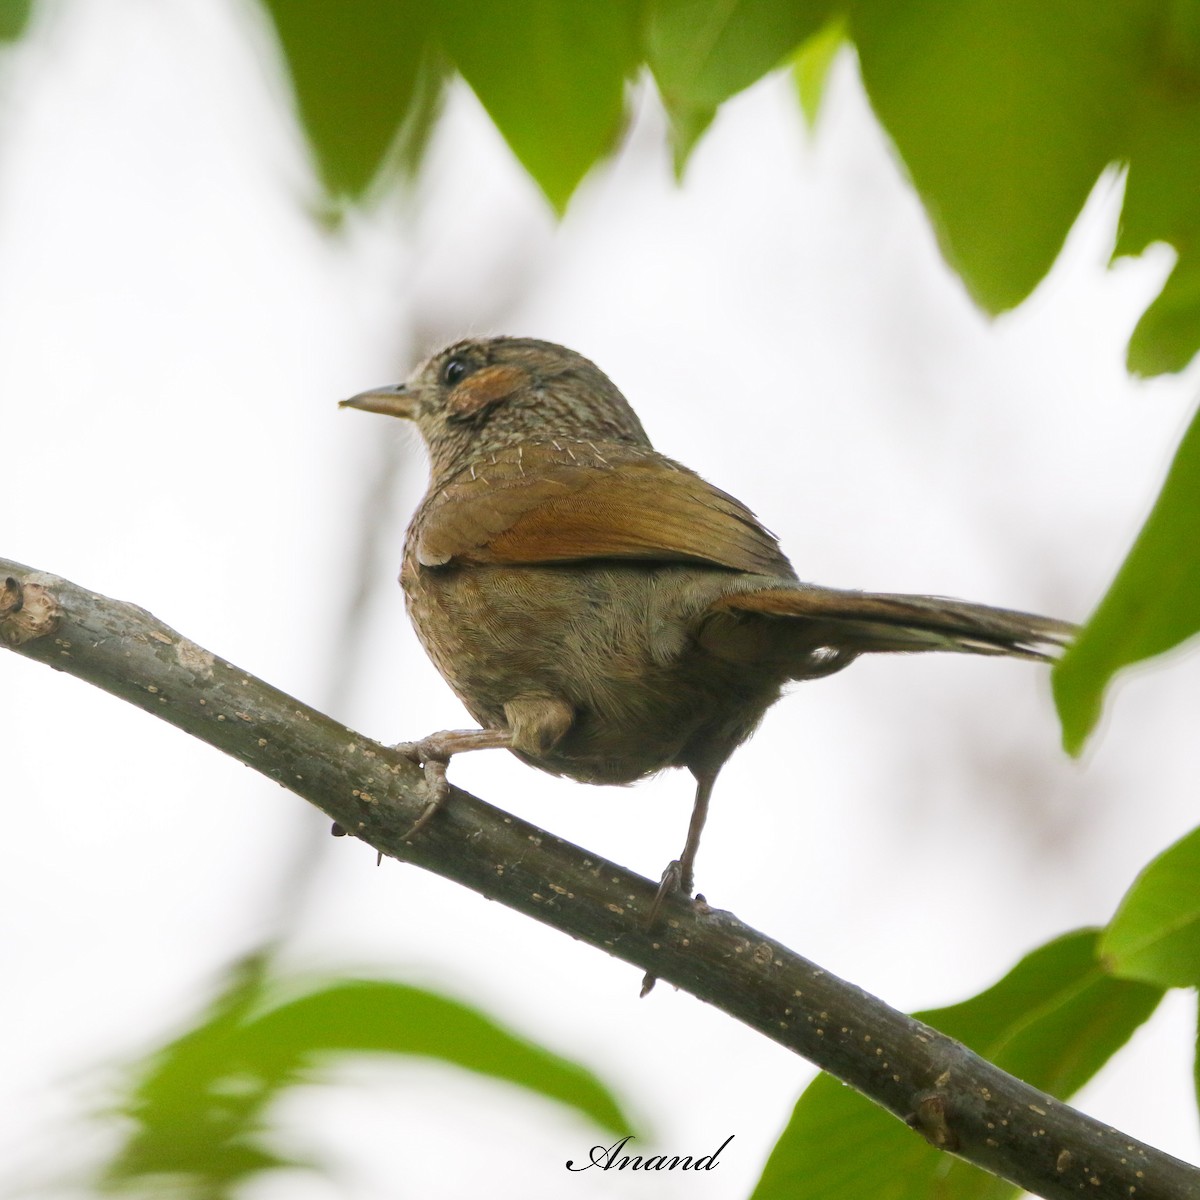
(339, 383, 416, 419)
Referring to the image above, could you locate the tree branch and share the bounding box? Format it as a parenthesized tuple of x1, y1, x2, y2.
(2, 558, 1195, 1200)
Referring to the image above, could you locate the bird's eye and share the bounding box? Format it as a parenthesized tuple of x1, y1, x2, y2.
(441, 356, 469, 386)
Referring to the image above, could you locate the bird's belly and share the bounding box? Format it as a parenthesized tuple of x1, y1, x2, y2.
(402, 560, 782, 784)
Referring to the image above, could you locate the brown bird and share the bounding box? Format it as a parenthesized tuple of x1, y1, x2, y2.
(342, 336, 1072, 914)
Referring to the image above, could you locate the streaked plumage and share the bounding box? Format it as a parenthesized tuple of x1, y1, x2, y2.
(343, 336, 1074, 907)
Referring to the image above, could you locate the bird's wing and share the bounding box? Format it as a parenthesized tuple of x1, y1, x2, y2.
(414, 442, 793, 576)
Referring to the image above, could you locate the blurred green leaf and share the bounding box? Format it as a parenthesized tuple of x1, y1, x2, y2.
(793, 17, 846, 129)
(436, 0, 640, 212)
(102, 954, 293, 1192)
(647, 0, 834, 169)
(662, 104, 717, 177)
(257, 0, 1200, 372)
(1127, 252, 1200, 377)
(103, 952, 633, 1196)
(647, 0, 835, 107)
(1195, 1008, 1200, 1115)
(261, 0, 438, 199)
(390, 43, 451, 182)
(244, 978, 632, 1134)
(1053, 405, 1200, 754)
(750, 931, 1162, 1200)
(0, 0, 32, 42)
(849, 0, 1146, 314)
(1102, 824, 1200, 988)
(1117, 2, 1200, 375)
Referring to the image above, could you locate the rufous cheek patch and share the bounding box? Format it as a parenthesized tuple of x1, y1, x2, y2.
(448, 364, 527, 417)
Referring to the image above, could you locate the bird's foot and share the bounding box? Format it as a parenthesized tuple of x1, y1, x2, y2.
(392, 735, 457, 839)
(329, 733, 462, 861)
(645, 858, 693, 928)
(392, 727, 514, 839)
(640, 860, 699, 998)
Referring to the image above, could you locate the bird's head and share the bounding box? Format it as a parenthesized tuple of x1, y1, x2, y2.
(341, 336, 650, 480)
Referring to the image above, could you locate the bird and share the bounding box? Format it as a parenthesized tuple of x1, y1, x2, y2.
(341, 336, 1073, 917)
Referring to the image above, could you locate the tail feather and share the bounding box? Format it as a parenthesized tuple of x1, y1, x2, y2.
(716, 585, 1075, 665)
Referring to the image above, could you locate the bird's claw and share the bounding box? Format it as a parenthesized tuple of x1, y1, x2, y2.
(640, 859, 691, 998)
(394, 735, 448, 769)
(646, 858, 696, 929)
(390, 727, 513, 840)
(392, 738, 452, 839)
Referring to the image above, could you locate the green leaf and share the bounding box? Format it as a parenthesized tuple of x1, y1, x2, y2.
(925, 932, 1162, 1095)
(647, 0, 835, 107)
(663, 104, 718, 177)
(0, 0, 32, 41)
(751, 931, 1162, 1200)
(1103, 824, 1200, 988)
(103, 954, 293, 1191)
(390, 45, 451, 182)
(849, 0, 1146, 313)
(1116, 3, 1200, 376)
(1195, 1005, 1200, 1113)
(244, 979, 631, 1135)
(103, 953, 633, 1195)
(261, 0, 438, 200)
(793, 17, 846, 129)
(647, 0, 834, 169)
(257, 0, 1200, 375)
(1053, 404, 1200, 754)
(436, 0, 640, 212)
(1127, 252, 1200, 377)
(753, 1076, 1017, 1200)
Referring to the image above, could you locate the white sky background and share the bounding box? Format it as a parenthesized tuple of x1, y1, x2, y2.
(2, 2, 1199, 1198)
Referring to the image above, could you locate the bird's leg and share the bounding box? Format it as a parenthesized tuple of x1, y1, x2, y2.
(331, 728, 513, 852)
(393, 728, 515, 837)
(391, 696, 573, 840)
(641, 768, 719, 997)
(646, 767, 718, 925)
